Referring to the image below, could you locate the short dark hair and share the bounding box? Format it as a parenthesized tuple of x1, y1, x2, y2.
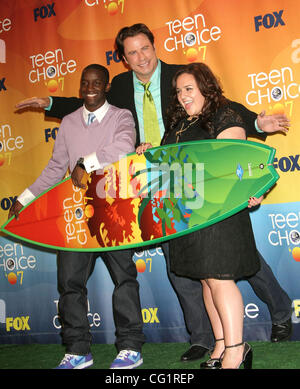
(81, 64, 109, 84)
(115, 23, 155, 60)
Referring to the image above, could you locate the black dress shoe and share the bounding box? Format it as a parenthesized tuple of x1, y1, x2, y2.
(180, 345, 209, 362)
(271, 318, 292, 342)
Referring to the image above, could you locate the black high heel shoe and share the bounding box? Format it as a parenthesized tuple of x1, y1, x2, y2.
(222, 342, 253, 369)
(200, 338, 224, 369)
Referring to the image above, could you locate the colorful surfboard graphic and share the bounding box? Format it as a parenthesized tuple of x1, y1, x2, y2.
(1, 140, 279, 251)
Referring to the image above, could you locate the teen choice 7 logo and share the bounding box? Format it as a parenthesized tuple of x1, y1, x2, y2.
(105, 0, 124, 15)
(291, 247, 300, 261)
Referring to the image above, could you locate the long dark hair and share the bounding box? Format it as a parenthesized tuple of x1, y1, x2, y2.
(166, 62, 227, 136)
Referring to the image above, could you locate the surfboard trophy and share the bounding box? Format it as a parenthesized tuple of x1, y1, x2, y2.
(1, 140, 279, 252)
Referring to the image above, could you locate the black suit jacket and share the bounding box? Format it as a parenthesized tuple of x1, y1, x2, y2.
(46, 61, 265, 145)
(107, 61, 182, 145)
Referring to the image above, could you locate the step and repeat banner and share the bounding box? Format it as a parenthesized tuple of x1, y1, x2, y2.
(0, 0, 300, 344)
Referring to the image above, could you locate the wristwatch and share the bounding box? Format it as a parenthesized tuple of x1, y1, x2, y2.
(76, 157, 85, 170)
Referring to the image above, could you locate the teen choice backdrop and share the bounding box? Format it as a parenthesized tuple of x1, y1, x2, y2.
(0, 0, 300, 345)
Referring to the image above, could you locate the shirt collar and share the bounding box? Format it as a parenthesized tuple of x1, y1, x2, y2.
(83, 100, 110, 124)
(133, 59, 161, 90)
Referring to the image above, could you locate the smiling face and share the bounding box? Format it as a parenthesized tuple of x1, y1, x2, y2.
(176, 73, 205, 117)
(123, 33, 158, 83)
(80, 68, 110, 111)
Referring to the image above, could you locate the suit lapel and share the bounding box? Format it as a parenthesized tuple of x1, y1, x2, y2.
(122, 71, 141, 145)
(160, 61, 176, 129)
(123, 63, 176, 145)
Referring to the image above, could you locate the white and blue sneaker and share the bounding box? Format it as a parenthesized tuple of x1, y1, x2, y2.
(110, 350, 143, 369)
(55, 353, 93, 369)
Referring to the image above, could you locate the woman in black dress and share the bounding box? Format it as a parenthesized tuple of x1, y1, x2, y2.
(138, 63, 264, 369)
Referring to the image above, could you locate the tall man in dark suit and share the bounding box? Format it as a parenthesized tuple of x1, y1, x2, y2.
(16, 23, 292, 363)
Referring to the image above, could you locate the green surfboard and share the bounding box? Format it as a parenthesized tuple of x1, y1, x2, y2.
(1, 139, 279, 251)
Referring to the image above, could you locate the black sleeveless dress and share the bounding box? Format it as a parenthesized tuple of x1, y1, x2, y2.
(162, 104, 260, 280)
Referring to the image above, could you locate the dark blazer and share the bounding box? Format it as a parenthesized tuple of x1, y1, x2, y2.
(46, 60, 265, 145)
(108, 61, 182, 145)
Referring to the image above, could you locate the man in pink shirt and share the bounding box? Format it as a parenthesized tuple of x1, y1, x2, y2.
(8, 64, 145, 369)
